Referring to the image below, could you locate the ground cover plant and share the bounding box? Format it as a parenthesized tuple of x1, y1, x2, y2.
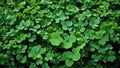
(0, 0, 120, 68)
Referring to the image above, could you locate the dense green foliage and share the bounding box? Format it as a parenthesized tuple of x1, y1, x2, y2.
(0, 0, 120, 68)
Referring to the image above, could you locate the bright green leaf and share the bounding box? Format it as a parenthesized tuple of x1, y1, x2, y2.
(65, 59, 74, 67)
(72, 52, 81, 61)
(63, 42, 73, 49)
(62, 51, 73, 59)
(66, 5, 79, 13)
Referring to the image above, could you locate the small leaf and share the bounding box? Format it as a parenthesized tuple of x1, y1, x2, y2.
(29, 63, 37, 68)
(69, 34, 76, 43)
(28, 45, 41, 58)
(63, 34, 69, 42)
(63, 42, 72, 49)
(66, 5, 79, 13)
(16, 34, 27, 43)
(16, 55, 27, 63)
(50, 37, 63, 46)
(36, 59, 43, 65)
(42, 63, 50, 68)
(21, 56, 27, 63)
(49, 32, 63, 46)
(39, 48, 47, 54)
(98, 35, 109, 45)
(43, 34, 48, 40)
(25, 20, 31, 27)
(62, 51, 73, 59)
(45, 52, 54, 61)
(95, 30, 106, 39)
(107, 56, 116, 62)
(79, 43, 86, 49)
(72, 43, 86, 54)
(72, 52, 81, 61)
(29, 35, 36, 42)
(65, 59, 74, 67)
(89, 17, 101, 29)
(108, 51, 115, 56)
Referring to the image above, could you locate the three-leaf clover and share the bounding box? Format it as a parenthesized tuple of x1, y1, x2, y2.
(49, 31, 63, 46)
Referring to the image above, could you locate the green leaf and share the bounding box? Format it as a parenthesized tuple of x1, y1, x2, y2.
(80, 26, 85, 32)
(63, 34, 70, 42)
(43, 34, 48, 40)
(63, 42, 73, 49)
(16, 34, 27, 43)
(16, 55, 27, 63)
(36, 59, 43, 65)
(95, 30, 106, 39)
(42, 63, 50, 68)
(25, 20, 31, 27)
(29, 63, 37, 68)
(49, 32, 63, 46)
(21, 56, 27, 63)
(56, 10, 67, 21)
(28, 45, 41, 58)
(72, 47, 80, 54)
(39, 48, 47, 54)
(69, 34, 76, 43)
(72, 43, 86, 54)
(91, 54, 100, 62)
(45, 52, 54, 61)
(89, 17, 101, 29)
(66, 5, 79, 13)
(62, 51, 73, 59)
(29, 35, 36, 42)
(98, 35, 109, 45)
(41, 19, 51, 27)
(50, 37, 63, 46)
(108, 51, 115, 55)
(79, 43, 86, 49)
(16, 20, 25, 30)
(72, 52, 81, 61)
(63, 34, 76, 43)
(36, 54, 42, 59)
(50, 31, 62, 38)
(61, 20, 73, 30)
(7, 0, 14, 5)
(107, 56, 116, 62)
(65, 59, 74, 67)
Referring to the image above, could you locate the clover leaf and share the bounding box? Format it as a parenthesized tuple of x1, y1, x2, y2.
(63, 34, 76, 43)
(45, 52, 54, 61)
(98, 35, 109, 45)
(29, 63, 37, 68)
(69, 34, 76, 43)
(107, 56, 116, 62)
(36, 59, 43, 65)
(29, 35, 36, 42)
(42, 63, 50, 68)
(49, 32, 63, 46)
(50, 38, 63, 46)
(25, 20, 31, 27)
(63, 41, 73, 49)
(61, 21, 73, 30)
(65, 59, 74, 67)
(72, 52, 81, 61)
(16, 34, 27, 43)
(16, 55, 27, 63)
(28, 45, 41, 59)
(62, 51, 73, 59)
(66, 5, 79, 13)
(89, 17, 101, 29)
